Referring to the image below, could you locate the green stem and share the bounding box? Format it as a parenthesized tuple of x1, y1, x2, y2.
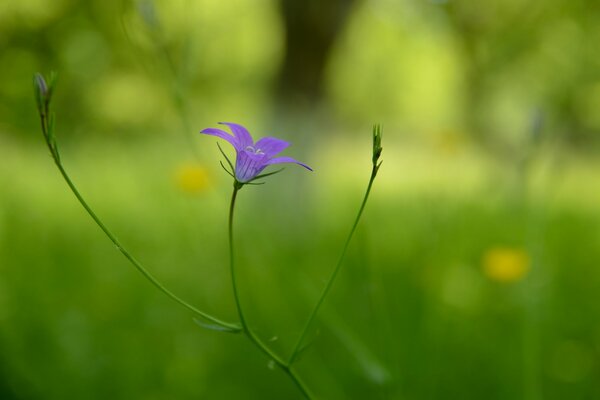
(38, 111, 239, 332)
(228, 184, 246, 328)
(288, 166, 379, 365)
(228, 184, 314, 399)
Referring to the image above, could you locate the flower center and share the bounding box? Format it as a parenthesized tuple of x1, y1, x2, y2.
(245, 145, 264, 155)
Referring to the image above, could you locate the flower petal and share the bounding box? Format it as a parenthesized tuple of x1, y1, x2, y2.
(255, 137, 290, 157)
(266, 156, 313, 171)
(219, 122, 253, 149)
(235, 150, 269, 182)
(200, 128, 239, 149)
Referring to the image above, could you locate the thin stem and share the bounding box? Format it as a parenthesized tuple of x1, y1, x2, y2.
(228, 184, 314, 399)
(228, 184, 246, 327)
(53, 159, 240, 331)
(36, 102, 239, 332)
(288, 166, 379, 365)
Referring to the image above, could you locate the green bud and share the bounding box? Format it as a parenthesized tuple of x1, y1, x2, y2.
(33, 72, 57, 113)
(34, 72, 59, 154)
(372, 124, 383, 167)
(33, 73, 48, 114)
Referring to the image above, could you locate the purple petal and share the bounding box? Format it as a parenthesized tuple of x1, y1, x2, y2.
(219, 122, 253, 149)
(235, 150, 269, 182)
(266, 156, 312, 171)
(255, 137, 290, 157)
(200, 128, 239, 150)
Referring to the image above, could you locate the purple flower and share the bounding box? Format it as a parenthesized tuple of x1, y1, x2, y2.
(200, 122, 312, 183)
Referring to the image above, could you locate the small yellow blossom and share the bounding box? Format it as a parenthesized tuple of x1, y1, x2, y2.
(482, 247, 530, 283)
(173, 163, 211, 195)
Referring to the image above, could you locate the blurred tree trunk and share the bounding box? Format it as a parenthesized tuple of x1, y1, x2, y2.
(443, 3, 489, 142)
(275, 0, 357, 108)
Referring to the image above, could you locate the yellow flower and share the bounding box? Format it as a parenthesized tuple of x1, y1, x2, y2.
(482, 247, 530, 283)
(173, 163, 211, 195)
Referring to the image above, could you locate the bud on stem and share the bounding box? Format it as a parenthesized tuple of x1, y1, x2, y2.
(33, 73, 48, 115)
(372, 124, 383, 172)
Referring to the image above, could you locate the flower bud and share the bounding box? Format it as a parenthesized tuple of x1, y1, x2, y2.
(33, 73, 48, 113)
(35, 73, 48, 97)
(372, 124, 383, 167)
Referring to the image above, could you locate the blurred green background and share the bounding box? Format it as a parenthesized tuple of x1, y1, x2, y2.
(2, 0, 600, 398)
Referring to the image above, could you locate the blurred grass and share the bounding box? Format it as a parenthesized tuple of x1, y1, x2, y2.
(1, 133, 600, 399)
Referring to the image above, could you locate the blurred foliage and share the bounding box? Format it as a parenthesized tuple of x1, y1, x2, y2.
(1, 0, 599, 145)
(1, 0, 600, 399)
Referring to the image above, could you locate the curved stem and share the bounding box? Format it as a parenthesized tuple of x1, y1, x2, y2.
(35, 97, 240, 332)
(228, 184, 314, 399)
(228, 184, 246, 328)
(53, 159, 240, 331)
(288, 166, 379, 365)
